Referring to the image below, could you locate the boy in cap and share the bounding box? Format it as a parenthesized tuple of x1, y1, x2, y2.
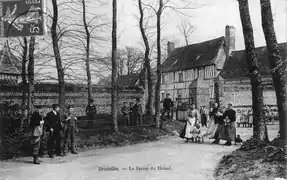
(63, 105, 78, 155)
(133, 98, 142, 126)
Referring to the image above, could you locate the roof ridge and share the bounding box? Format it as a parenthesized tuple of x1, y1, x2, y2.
(175, 36, 225, 50)
(234, 42, 287, 53)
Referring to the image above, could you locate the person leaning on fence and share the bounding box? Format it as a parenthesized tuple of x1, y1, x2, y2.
(133, 98, 143, 126)
(86, 99, 97, 123)
(129, 102, 135, 126)
(45, 104, 64, 158)
(63, 105, 78, 155)
(121, 102, 131, 126)
(161, 93, 174, 119)
(29, 109, 44, 164)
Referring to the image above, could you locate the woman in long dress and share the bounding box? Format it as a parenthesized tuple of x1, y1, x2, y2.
(204, 103, 220, 139)
(184, 103, 200, 142)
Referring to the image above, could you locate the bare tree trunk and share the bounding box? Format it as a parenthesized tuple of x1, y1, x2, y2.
(138, 0, 153, 122)
(154, 0, 163, 129)
(238, 0, 268, 141)
(51, 0, 65, 114)
(127, 59, 130, 75)
(82, 0, 92, 103)
(111, 0, 118, 132)
(27, 37, 35, 118)
(260, 0, 287, 148)
(21, 37, 28, 115)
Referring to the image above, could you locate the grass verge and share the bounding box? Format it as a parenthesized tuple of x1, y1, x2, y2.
(3, 119, 184, 159)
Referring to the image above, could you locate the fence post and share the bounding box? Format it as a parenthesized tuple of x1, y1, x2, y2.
(0, 105, 3, 160)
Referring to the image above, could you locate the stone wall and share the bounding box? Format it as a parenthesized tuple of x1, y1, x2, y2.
(216, 77, 277, 108)
(0, 88, 145, 116)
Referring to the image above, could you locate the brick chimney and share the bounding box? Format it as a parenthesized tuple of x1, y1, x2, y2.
(167, 41, 175, 55)
(225, 25, 235, 56)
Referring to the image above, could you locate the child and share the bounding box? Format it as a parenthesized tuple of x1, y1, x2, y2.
(235, 134, 243, 144)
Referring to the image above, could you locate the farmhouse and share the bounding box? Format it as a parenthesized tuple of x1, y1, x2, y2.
(160, 25, 235, 108)
(161, 24, 286, 110)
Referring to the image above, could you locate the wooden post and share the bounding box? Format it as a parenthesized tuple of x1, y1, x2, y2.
(0, 104, 3, 160)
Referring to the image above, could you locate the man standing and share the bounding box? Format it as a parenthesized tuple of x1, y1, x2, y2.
(29, 109, 44, 164)
(133, 98, 142, 126)
(45, 104, 63, 158)
(63, 105, 78, 155)
(162, 93, 174, 119)
(121, 102, 131, 126)
(218, 103, 237, 146)
(86, 99, 97, 125)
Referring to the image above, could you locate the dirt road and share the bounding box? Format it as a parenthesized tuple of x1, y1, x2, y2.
(0, 136, 238, 180)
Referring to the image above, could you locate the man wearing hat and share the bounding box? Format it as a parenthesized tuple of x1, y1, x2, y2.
(86, 99, 97, 124)
(63, 105, 78, 154)
(162, 93, 174, 120)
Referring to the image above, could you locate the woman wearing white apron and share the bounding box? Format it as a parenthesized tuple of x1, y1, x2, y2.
(184, 103, 200, 142)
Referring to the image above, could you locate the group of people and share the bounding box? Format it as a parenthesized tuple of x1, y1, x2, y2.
(121, 98, 143, 126)
(29, 104, 78, 164)
(180, 102, 243, 146)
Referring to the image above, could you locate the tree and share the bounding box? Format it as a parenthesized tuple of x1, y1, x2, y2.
(238, 0, 268, 141)
(123, 47, 144, 75)
(177, 19, 195, 46)
(20, 37, 28, 113)
(137, 0, 154, 120)
(82, 0, 92, 102)
(51, 0, 66, 113)
(64, 0, 110, 102)
(111, 0, 118, 132)
(27, 37, 36, 115)
(260, 0, 287, 148)
(154, 0, 164, 128)
(142, 0, 200, 128)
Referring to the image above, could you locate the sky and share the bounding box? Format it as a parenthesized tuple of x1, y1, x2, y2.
(113, 0, 287, 51)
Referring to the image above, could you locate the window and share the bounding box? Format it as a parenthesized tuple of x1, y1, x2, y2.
(194, 69, 198, 79)
(209, 85, 214, 99)
(161, 93, 165, 101)
(173, 72, 176, 82)
(162, 75, 165, 83)
(204, 66, 215, 79)
(179, 72, 183, 82)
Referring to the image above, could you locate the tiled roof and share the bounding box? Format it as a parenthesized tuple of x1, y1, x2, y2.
(116, 68, 157, 88)
(219, 42, 287, 79)
(162, 37, 225, 73)
(0, 42, 20, 75)
(116, 73, 140, 87)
